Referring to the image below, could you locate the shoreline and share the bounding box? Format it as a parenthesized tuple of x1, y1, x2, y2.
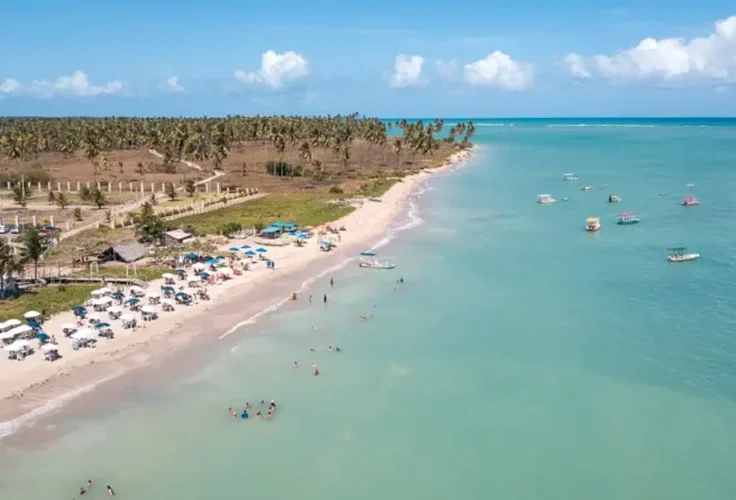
(0, 147, 475, 441)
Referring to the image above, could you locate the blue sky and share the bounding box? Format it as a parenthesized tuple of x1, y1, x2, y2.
(1, 0, 736, 117)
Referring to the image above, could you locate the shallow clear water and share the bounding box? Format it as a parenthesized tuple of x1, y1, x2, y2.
(3, 119, 736, 499)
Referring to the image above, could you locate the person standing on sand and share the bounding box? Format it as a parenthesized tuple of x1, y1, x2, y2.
(330, 278, 334, 287)
(309, 294, 312, 303)
(323, 294, 327, 304)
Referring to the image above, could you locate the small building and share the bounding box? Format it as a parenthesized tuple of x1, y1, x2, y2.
(99, 241, 148, 263)
(163, 229, 193, 247)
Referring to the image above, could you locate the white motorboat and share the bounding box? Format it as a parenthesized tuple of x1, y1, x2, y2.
(359, 252, 395, 270)
(666, 247, 700, 262)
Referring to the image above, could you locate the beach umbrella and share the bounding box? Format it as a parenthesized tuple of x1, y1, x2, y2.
(41, 343, 58, 352)
(175, 268, 187, 274)
(205, 258, 218, 265)
(24, 310, 42, 320)
(61, 323, 77, 332)
(175, 292, 189, 298)
(162, 272, 176, 280)
(216, 255, 226, 260)
(27, 321, 41, 329)
(245, 250, 256, 257)
(229, 247, 240, 252)
(111, 291, 124, 299)
(73, 306, 86, 313)
(256, 248, 267, 253)
(72, 329, 93, 340)
(240, 244, 251, 249)
(94, 322, 111, 329)
(199, 271, 211, 278)
(35, 332, 50, 341)
(4, 319, 22, 328)
(161, 286, 175, 292)
(141, 306, 156, 314)
(125, 298, 140, 305)
(185, 252, 198, 260)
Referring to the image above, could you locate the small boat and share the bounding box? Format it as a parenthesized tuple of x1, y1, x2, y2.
(608, 194, 621, 203)
(667, 247, 700, 263)
(537, 194, 556, 204)
(562, 197, 570, 202)
(585, 217, 601, 232)
(682, 195, 699, 206)
(580, 185, 593, 191)
(563, 173, 578, 181)
(616, 212, 640, 225)
(359, 252, 395, 270)
(686, 183, 695, 187)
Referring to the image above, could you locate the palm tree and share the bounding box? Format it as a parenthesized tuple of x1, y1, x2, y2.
(19, 226, 44, 280)
(0, 238, 18, 296)
(392, 139, 403, 167)
(298, 141, 312, 167)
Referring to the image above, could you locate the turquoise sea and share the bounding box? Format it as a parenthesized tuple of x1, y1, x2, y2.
(3, 118, 736, 499)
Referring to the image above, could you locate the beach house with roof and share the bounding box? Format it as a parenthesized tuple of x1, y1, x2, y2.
(99, 241, 148, 263)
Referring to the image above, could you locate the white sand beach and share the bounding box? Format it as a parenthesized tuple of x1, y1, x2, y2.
(0, 148, 473, 430)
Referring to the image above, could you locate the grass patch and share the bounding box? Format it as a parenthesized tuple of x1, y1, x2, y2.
(0, 284, 98, 322)
(71, 264, 169, 281)
(172, 193, 355, 235)
(360, 178, 398, 197)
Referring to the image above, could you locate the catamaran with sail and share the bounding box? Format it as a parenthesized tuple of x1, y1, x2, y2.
(359, 252, 395, 269)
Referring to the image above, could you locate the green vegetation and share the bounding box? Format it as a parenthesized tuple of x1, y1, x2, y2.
(360, 178, 398, 197)
(0, 284, 98, 322)
(173, 193, 355, 235)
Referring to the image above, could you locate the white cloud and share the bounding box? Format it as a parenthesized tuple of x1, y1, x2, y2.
(558, 53, 592, 78)
(568, 14, 736, 83)
(164, 76, 184, 93)
(0, 71, 124, 97)
(435, 59, 460, 81)
(463, 51, 534, 90)
(235, 50, 309, 89)
(388, 54, 425, 88)
(0, 78, 21, 94)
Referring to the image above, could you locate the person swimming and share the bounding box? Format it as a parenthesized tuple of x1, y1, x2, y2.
(335, 346, 341, 352)
(312, 363, 320, 376)
(293, 361, 299, 369)
(255, 411, 261, 419)
(241, 410, 249, 419)
(107, 485, 115, 497)
(328, 346, 332, 352)
(228, 407, 238, 419)
(245, 402, 252, 412)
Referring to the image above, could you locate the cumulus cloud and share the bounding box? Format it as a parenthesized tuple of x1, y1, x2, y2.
(0, 71, 124, 97)
(388, 54, 425, 88)
(164, 76, 184, 93)
(558, 53, 592, 78)
(463, 51, 534, 90)
(563, 14, 736, 83)
(235, 50, 309, 89)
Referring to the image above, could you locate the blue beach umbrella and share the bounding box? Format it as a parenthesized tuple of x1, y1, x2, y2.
(28, 321, 41, 329)
(175, 268, 187, 274)
(256, 248, 267, 253)
(240, 244, 251, 249)
(205, 258, 218, 265)
(175, 292, 190, 299)
(185, 253, 198, 260)
(125, 298, 140, 305)
(229, 247, 240, 252)
(35, 332, 50, 341)
(161, 286, 175, 293)
(244, 250, 256, 257)
(199, 271, 211, 278)
(94, 322, 111, 329)
(73, 306, 87, 313)
(111, 291, 124, 298)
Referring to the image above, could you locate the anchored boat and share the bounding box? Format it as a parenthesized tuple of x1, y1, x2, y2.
(537, 194, 556, 204)
(563, 173, 578, 181)
(359, 252, 395, 270)
(585, 217, 601, 232)
(667, 247, 700, 263)
(608, 194, 621, 203)
(616, 212, 640, 225)
(682, 195, 699, 206)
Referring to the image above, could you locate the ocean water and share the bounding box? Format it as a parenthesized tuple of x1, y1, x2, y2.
(3, 119, 736, 499)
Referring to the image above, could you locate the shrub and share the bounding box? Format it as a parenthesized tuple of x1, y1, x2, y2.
(328, 186, 344, 194)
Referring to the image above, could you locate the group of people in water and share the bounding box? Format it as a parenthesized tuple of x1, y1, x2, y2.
(229, 400, 277, 420)
(77, 479, 115, 497)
